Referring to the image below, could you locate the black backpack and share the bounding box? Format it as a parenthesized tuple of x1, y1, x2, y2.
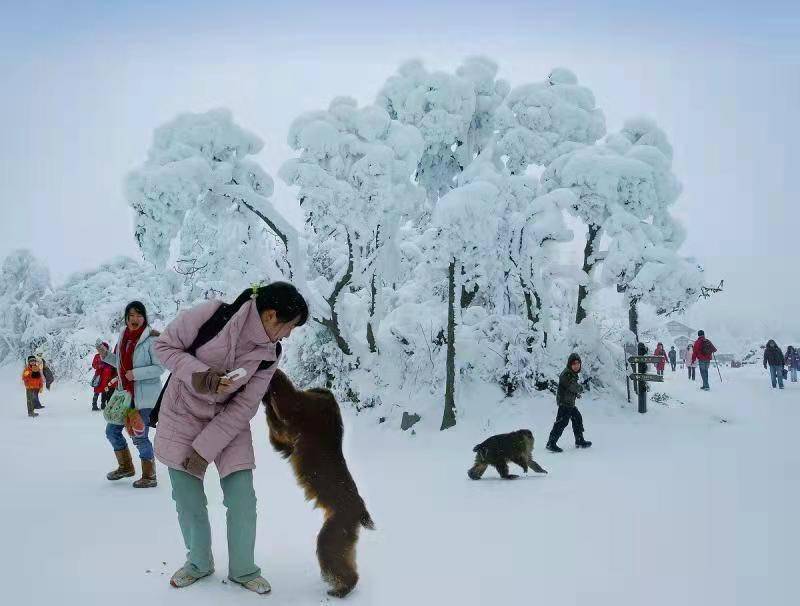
(149, 303, 278, 428)
(701, 339, 715, 357)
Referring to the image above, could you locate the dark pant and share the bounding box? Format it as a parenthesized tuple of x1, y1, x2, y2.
(92, 391, 113, 409)
(26, 389, 40, 416)
(657, 368, 664, 376)
(548, 405, 585, 444)
(688, 366, 696, 380)
(670, 361, 676, 371)
(699, 360, 710, 389)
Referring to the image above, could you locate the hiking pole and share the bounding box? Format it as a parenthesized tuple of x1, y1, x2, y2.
(713, 354, 723, 383)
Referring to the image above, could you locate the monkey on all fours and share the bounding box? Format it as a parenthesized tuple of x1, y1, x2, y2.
(468, 429, 548, 480)
(264, 369, 374, 598)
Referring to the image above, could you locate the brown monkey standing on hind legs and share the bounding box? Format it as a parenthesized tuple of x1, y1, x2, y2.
(264, 369, 374, 598)
(468, 429, 548, 480)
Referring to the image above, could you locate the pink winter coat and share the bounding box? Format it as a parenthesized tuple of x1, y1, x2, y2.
(153, 299, 281, 479)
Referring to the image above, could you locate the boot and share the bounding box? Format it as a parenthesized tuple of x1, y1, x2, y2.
(133, 459, 157, 488)
(576, 438, 592, 448)
(91, 402, 100, 411)
(28, 412, 39, 418)
(546, 441, 563, 453)
(107, 448, 136, 481)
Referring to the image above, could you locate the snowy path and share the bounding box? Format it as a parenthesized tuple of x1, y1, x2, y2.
(0, 365, 795, 605)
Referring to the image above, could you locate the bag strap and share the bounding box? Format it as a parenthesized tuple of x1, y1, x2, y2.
(149, 304, 280, 428)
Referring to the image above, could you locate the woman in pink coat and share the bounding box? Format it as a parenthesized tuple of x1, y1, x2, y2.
(154, 282, 308, 594)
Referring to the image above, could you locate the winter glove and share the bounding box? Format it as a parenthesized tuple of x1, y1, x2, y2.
(191, 369, 229, 395)
(182, 449, 209, 476)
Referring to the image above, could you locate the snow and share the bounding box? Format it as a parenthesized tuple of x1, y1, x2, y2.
(1, 363, 794, 605)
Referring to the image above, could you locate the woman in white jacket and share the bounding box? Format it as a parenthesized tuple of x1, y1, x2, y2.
(683, 344, 696, 381)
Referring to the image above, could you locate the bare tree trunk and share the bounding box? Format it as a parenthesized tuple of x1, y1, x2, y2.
(316, 232, 354, 356)
(628, 296, 639, 342)
(576, 224, 600, 324)
(441, 260, 457, 430)
(367, 273, 378, 353)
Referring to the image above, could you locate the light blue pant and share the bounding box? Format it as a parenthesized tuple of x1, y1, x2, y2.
(769, 365, 785, 389)
(168, 468, 261, 583)
(790, 367, 798, 383)
(105, 407, 154, 460)
(698, 361, 711, 389)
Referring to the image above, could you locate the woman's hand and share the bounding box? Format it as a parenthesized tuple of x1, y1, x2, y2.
(191, 369, 231, 395)
(124, 370, 135, 381)
(216, 376, 236, 394)
(182, 449, 208, 476)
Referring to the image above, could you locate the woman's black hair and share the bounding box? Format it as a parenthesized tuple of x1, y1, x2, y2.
(27, 355, 37, 362)
(124, 301, 148, 326)
(228, 282, 309, 327)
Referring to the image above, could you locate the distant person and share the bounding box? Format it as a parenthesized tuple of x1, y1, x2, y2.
(691, 330, 717, 391)
(786, 346, 799, 383)
(22, 356, 44, 418)
(684, 344, 696, 381)
(98, 301, 163, 488)
(90, 340, 116, 411)
(763, 340, 785, 389)
(547, 353, 592, 452)
(668, 346, 677, 372)
(654, 343, 668, 376)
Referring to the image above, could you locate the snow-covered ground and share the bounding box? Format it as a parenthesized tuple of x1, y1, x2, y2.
(0, 364, 795, 605)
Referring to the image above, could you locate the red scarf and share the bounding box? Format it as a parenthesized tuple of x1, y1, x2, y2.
(119, 325, 145, 395)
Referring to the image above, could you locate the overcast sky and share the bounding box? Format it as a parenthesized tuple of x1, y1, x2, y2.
(1, 1, 798, 341)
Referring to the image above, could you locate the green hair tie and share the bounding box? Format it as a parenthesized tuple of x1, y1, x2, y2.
(250, 281, 264, 299)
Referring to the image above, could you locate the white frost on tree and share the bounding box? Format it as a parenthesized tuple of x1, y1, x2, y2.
(378, 57, 509, 202)
(0, 249, 51, 364)
(495, 67, 606, 174)
(280, 97, 425, 356)
(125, 108, 299, 301)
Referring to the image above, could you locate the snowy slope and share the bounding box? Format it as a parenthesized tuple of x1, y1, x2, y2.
(0, 364, 795, 605)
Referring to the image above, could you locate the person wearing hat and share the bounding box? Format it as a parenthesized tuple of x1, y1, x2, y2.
(547, 353, 592, 452)
(91, 340, 116, 411)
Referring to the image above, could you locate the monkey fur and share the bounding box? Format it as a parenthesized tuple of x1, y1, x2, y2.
(467, 429, 548, 480)
(264, 369, 374, 598)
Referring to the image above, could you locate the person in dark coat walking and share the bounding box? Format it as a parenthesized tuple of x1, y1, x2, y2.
(668, 346, 677, 371)
(763, 340, 785, 389)
(786, 346, 799, 383)
(546, 353, 592, 452)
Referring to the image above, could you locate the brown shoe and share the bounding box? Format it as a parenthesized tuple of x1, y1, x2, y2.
(107, 448, 136, 481)
(133, 458, 157, 488)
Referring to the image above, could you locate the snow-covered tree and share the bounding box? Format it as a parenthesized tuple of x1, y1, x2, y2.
(280, 97, 425, 356)
(378, 57, 509, 203)
(0, 249, 51, 364)
(495, 67, 606, 174)
(126, 108, 300, 301)
(542, 117, 683, 324)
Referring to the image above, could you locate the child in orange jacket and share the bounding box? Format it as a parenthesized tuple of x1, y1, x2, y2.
(22, 356, 44, 418)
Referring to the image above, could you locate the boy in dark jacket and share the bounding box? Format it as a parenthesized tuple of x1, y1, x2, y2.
(763, 340, 785, 389)
(547, 353, 592, 452)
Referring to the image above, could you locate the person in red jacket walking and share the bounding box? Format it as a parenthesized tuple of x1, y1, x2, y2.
(691, 330, 717, 391)
(653, 343, 668, 376)
(90, 341, 117, 411)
